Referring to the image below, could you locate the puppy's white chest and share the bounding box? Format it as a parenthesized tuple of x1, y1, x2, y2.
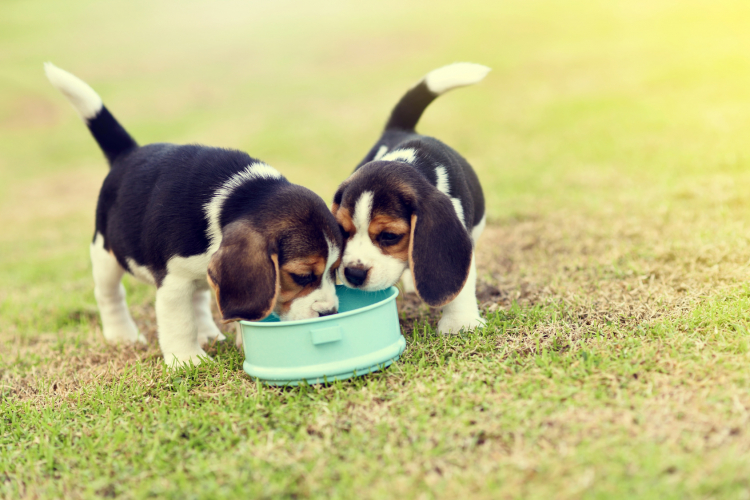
(165, 252, 213, 284)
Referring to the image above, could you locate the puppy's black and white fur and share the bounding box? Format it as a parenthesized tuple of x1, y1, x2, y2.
(46, 63, 343, 365)
(332, 63, 489, 334)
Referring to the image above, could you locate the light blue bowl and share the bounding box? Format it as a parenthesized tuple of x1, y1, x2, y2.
(239, 285, 405, 386)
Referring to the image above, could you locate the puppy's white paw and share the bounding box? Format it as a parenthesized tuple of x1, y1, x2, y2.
(437, 314, 485, 335)
(103, 322, 146, 345)
(196, 322, 226, 346)
(164, 348, 211, 367)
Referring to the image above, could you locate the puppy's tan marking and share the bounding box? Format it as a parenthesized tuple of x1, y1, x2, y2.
(369, 214, 410, 261)
(283, 256, 325, 276)
(276, 255, 326, 313)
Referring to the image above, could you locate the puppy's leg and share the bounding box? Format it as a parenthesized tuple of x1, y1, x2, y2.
(437, 252, 485, 335)
(156, 276, 208, 366)
(90, 236, 145, 344)
(193, 289, 226, 345)
(400, 268, 416, 294)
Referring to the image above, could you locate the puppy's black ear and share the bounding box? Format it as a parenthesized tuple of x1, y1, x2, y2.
(207, 221, 279, 322)
(408, 193, 472, 307)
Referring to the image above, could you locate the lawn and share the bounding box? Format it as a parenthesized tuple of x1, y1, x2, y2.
(2, 0, 750, 498)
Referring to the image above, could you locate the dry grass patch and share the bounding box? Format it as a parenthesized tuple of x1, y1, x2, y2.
(400, 203, 750, 339)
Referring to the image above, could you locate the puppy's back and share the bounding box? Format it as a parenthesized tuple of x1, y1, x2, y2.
(99, 144, 281, 273)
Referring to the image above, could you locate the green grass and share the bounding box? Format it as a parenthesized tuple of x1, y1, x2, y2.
(3, 0, 750, 498)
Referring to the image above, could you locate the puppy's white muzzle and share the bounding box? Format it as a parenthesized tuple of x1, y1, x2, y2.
(281, 279, 339, 321)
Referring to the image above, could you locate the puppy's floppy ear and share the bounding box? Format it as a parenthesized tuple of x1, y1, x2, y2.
(207, 221, 279, 322)
(408, 192, 472, 307)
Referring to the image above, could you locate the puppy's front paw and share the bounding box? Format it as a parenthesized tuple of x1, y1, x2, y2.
(103, 322, 146, 345)
(164, 348, 211, 367)
(196, 322, 226, 346)
(437, 314, 485, 335)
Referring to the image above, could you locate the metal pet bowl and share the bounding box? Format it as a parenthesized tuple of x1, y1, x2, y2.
(239, 285, 405, 386)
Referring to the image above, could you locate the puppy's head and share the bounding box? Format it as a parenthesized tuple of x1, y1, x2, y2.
(207, 186, 343, 322)
(332, 162, 472, 306)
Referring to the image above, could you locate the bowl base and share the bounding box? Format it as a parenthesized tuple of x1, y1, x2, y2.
(245, 356, 400, 386)
(243, 335, 406, 386)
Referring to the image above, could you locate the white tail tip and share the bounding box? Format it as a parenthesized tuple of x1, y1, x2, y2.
(44, 62, 103, 120)
(423, 62, 491, 95)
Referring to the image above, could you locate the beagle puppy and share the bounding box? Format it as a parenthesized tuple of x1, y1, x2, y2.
(45, 63, 342, 365)
(332, 63, 489, 334)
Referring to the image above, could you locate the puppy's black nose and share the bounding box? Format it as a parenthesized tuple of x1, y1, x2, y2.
(344, 266, 368, 287)
(318, 309, 337, 317)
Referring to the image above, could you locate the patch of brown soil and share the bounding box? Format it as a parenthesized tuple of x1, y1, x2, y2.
(0, 298, 240, 405)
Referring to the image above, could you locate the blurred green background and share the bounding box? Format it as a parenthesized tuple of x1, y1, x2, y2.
(3, 0, 750, 336)
(2, 0, 750, 341)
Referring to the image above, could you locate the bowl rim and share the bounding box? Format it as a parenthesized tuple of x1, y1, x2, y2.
(239, 286, 400, 328)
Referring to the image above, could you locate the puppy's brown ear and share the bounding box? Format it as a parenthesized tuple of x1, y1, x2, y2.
(408, 193, 473, 307)
(207, 221, 279, 322)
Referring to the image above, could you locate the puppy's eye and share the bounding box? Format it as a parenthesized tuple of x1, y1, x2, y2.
(377, 232, 403, 247)
(338, 224, 350, 240)
(290, 273, 316, 286)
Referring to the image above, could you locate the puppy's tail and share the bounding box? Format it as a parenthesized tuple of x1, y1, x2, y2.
(44, 63, 137, 164)
(384, 62, 491, 132)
